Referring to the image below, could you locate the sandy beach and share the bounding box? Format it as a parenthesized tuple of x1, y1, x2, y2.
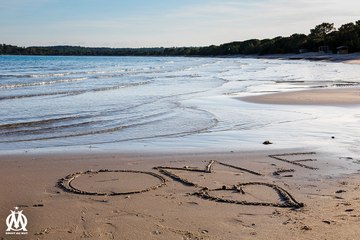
(1, 57, 360, 240)
(2, 0, 360, 238)
(241, 87, 360, 106)
(1, 149, 360, 240)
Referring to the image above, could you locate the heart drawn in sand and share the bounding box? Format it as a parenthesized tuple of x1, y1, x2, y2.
(154, 161, 304, 209)
(194, 182, 304, 209)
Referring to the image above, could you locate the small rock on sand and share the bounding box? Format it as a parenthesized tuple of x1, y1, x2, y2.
(263, 140, 273, 145)
(336, 190, 346, 194)
(301, 225, 312, 231)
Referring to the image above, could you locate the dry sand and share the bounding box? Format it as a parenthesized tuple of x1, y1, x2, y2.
(1, 150, 360, 240)
(241, 88, 360, 106)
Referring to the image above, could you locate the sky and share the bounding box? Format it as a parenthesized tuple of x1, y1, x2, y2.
(0, 0, 359, 48)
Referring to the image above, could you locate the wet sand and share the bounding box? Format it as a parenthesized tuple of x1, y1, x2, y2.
(255, 52, 360, 63)
(241, 88, 360, 106)
(1, 150, 360, 240)
(344, 59, 360, 65)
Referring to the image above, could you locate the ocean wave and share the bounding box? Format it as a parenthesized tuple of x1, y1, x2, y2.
(0, 69, 127, 79)
(0, 112, 217, 144)
(0, 108, 168, 135)
(158, 74, 201, 79)
(330, 82, 360, 87)
(0, 105, 218, 145)
(0, 116, 82, 130)
(30, 73, 69, 78)
(0, 77, 88, 89)
(0, 73, 72, 79)
(0, 114, 172, 143)
(0, 80, 152, 100)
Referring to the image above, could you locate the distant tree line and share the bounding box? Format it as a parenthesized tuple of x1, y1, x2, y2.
(1, 20, 360, 56)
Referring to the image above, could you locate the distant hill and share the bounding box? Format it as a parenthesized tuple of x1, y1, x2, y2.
(1, 20, 360, 56)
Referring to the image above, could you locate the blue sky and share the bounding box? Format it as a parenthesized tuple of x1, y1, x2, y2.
(1, 0, 359, 47)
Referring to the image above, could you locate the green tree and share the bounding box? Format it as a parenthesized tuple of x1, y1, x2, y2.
(309, 22, 336, 43)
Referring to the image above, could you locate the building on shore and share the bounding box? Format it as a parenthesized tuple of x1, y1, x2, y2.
(336, 46, 349, 54)
(318, 45, 330, 53)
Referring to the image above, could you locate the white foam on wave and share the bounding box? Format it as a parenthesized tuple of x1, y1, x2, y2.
(0, 77, 88, 89)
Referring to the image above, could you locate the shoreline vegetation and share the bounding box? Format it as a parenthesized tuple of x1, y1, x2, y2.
(1, 20, 360, 57)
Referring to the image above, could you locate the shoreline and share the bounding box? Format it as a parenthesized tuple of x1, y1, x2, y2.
(1, 150, 360, 239)
(240, 87, 360, 106)
(1, 56, 360, 239)
(2, 52, 360, 63)
(238, 52, 360, 64)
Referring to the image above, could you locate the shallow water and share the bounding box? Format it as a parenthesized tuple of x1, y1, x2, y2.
(0, 55, 359, 158)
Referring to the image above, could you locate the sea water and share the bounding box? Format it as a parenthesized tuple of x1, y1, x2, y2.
(0, 55, 359, 157)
